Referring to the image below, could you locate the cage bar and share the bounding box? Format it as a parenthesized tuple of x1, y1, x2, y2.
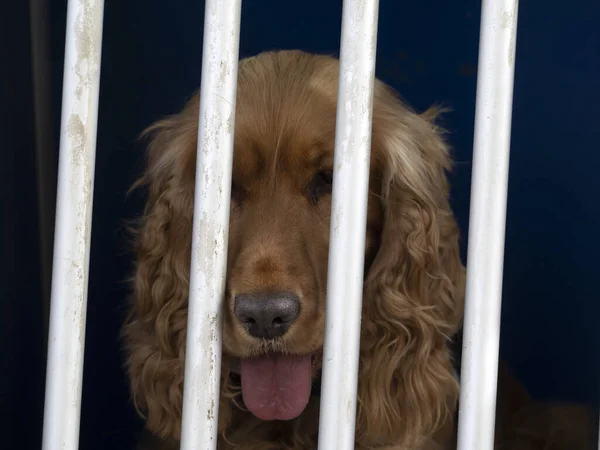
(317, 0, 380, 448)
(178, 0, 242, 449)
(456, 0, 520, 449)
(41, 1, 105, 449)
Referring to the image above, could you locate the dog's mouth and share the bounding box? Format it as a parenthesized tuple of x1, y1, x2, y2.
(230, 352, 320, 421)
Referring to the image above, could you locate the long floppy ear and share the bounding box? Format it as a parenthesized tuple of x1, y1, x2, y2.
(121, 93, 234, 439)
(356, 83, 466, 448)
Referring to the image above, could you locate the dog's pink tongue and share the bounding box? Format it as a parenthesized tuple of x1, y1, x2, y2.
(240, 354, 312, 421)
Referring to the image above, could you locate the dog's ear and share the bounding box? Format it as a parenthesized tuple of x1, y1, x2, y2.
(356, 82, 465, 448)
(122, 93, 234, 439)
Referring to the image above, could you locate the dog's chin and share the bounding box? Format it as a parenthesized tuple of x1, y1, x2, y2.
(227, 350, 323, 421)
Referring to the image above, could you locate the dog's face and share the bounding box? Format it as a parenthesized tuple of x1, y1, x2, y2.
(222, 54, 383, 421)
(125, 50, 464, 445)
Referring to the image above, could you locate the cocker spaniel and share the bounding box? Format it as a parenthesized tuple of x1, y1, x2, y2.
(125, 49, 589, 449)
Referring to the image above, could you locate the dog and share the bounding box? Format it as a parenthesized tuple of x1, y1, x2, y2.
(122, 50, 597, 449)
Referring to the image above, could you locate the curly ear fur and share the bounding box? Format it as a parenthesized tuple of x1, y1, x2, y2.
(356, 82, 466, 448)
(121, 96, 235, 439)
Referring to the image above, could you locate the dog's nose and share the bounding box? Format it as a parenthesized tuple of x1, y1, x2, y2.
(234, 292, 300, 339)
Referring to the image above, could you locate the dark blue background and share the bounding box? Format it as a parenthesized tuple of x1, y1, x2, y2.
(2, 0, 598, 448)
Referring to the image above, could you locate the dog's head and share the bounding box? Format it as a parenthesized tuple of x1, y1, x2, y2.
(124, 50, 465, 447)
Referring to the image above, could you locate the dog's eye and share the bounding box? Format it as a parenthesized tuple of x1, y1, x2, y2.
(231, 182, 245, 206)
(310, 170, 333, 203)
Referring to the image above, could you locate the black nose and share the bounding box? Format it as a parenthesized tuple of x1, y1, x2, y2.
(234, 292, 300, 339)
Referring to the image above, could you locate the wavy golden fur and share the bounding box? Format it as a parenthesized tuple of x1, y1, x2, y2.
(122, 50, 466, 449)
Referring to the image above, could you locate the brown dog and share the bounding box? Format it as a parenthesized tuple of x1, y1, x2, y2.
(123, 50, 596, 449)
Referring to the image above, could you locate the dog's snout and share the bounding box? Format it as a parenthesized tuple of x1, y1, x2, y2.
(234, 292, 300, 339)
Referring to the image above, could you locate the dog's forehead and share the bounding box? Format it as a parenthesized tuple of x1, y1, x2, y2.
(231, 132, 335, 187)
(232, 95, 337, 184)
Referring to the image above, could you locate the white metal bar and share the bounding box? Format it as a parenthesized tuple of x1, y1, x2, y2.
(317, 0, 380, 448)
(456, 0, 519, 449)
(179, 0, 242, 448)
(41, 1, 105, 449)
